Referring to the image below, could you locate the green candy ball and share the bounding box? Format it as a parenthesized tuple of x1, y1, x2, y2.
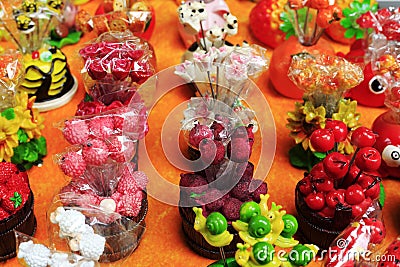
(281, 214, 298, 238)
(288, 244, 315, 266)
(206, 212, 228, 235)
(248, 215, 271, 238)
(252, 242, 275, 265)
(240, 201, 261, 223)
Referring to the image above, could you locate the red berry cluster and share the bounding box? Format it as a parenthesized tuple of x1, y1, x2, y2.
(299, 126, 382, 219)
(0, 162, 30, 221)
(188, 122, 254, 164)
(79, 41, 154, 83)
(180, 162, 268, 221)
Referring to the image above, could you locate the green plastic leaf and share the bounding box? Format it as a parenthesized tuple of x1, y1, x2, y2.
(48, 31, 82, 48)
(340, 18, 354, 29)
(34, 136, 47, 156)
(11, 145, 26, 164)
(313, 152, 326, 159)
(379, 182, 385, 207)
(289, 144, 308, 169)
(1, 108, 15, 120)
(84, 93, 93, 102)
(10, 192, 22, 208)
(279, 8, 309, 39)
(208, 258, 240, 267)
(355, 29, 365, 39)
(342, 8, 354, 17)
(345, 28, 357, 38)
(24, 143, 38, 162)
(17, 129, 29, 143)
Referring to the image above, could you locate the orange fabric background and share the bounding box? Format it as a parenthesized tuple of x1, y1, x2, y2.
(2, 1, 400, 266)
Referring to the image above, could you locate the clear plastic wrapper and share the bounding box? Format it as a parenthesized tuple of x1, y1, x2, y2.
(56, 102, 148, 145)
(15, 231, 99, 267)
(323, 199, 386, 267)
(78, 31, 155, 101)
(0, 50, 23, 111)
(288, 53, 364, 116)
(48, 188, 147, 264)
(0, 1, 64, 53)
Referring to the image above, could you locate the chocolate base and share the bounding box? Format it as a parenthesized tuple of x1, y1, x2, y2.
(179, 206, 240, 260)
(295, 183, 352, 249)
(0, 191, 36, 262)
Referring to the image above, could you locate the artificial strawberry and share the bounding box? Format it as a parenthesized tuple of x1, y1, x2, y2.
(82, 139, 109, 165)
(117, 190, 143, 217)
(88, 116, 114, 139)
(107, 136, 136, 163)
(60, 151, 87, 178)
(7, 173, 30, 196)
(117, 170, 139, 195)
(0, 162, 18, 184)
(63, 119, 90, 145)
(132, 171, 149, 190)
(249, 0, 286, 49)
(2, 192, 23, 213)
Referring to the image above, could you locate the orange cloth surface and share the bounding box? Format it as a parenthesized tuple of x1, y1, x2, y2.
(2, 1, 400, 266)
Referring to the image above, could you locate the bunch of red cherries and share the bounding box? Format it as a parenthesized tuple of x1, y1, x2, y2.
(299, 120, 382, 219)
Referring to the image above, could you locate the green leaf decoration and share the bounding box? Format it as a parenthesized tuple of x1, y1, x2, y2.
(1, 108, 15, 120)
(11, 145, 27, 165)
(33, 136, 47, 156)
(84, 93, 93, 102)
(48, 31, 82, 48)
(17, 129, 29, 143)
(24, 142, 38, 162)
(190, 192, 206, 198)
(313, 152, 326, 159)
(379, 182, 385, 207)
(279, 8, 309, 39)
(340, 0, 378, 40)
(10, 192, 22, 208)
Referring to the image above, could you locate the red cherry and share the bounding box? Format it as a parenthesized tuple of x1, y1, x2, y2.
(313, 177, 334, 192)
(305, 192, 326, 211)
(358, 175, 381, 199)
(341, 164, 360, 188)
(323, 152, 350, 179)
(310, 129, 335, 152)
(32, 51, 39, 60)
(345, 184, 365, 205)
(355, 147, 382, 172)
(318, 206, 335, 218)
(299, 176, 312, 195)
(310, 162, 325, 177)
(325, 119, 348, 142)
(351, 127, 377, 148)
(325, 190, 345, 208)
(351, 197, 372, 218)
(363, 218, 386, 244)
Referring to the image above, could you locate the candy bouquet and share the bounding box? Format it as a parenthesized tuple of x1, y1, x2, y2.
(50, 94, 149, 263)
(79, 30, 155, 105)
(286, 53, 364, 171)
(76, 0, 155, 40)
(0, 0, 77, 110)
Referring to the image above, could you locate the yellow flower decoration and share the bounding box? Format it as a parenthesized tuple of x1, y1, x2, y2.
(0, 116, 20, 161)
(14, 92, 44, 139)
(332, 99, 361, 130)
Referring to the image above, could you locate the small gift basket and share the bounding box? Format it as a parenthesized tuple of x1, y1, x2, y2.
(0, 0, 78, 111)
(174, 42, 274, 259)
(47, 187, 147, 263)
(15, 231, 100, 267)
(0, 162, 36, 261)
(78, 30, 155, 104)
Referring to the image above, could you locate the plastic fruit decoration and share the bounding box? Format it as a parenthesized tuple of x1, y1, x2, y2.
(325, 0, 377, 45)
(249, 0, 287, 48)
(269, 0, 342, 99)
(286, 53, 364, 171)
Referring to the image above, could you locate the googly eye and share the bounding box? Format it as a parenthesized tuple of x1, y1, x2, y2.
(382, 145, 400, 167)
(369, 75, 388, 95)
